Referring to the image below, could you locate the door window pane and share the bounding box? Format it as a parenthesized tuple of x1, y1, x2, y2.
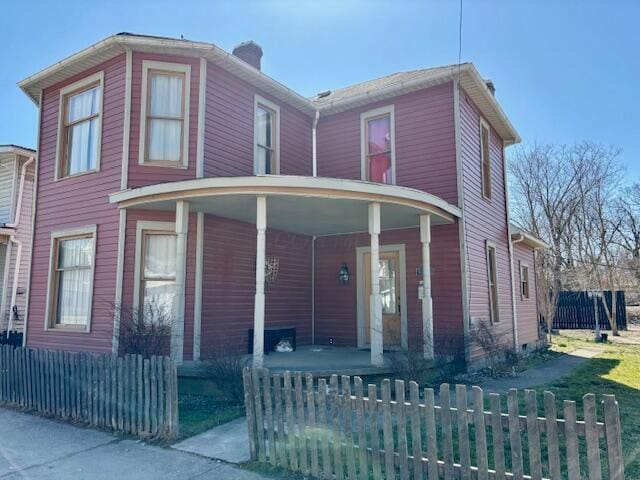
(379, 258, 397, 314)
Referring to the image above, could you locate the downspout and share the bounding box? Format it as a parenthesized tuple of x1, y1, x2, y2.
(5, 154, 35, 332)
(311, 236, 316, 344)
(312, 110, 320, 177)
(510, 232, 524, 351)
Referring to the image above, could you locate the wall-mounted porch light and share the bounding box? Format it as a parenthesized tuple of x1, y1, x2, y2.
(338, 263, 351, 285)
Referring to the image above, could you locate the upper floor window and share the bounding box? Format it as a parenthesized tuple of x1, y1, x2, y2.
(480, 118, 492, 199)
(361, 105, 395, 184)
(486, 241, 499, 323)
(139, 61, 191, 168)
(56, 72, 104, 179)
(254, 95, 280, 175)
(520, 261, 530, 300)
(45, 226, 96, 330)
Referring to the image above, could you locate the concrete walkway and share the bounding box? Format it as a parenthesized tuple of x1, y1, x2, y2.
(475, 346, 604, 394)
(0, 409, 269, 480)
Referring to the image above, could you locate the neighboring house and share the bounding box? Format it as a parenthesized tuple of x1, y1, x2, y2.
(18, 33, 546, 366)
(0, 145, 36, 335)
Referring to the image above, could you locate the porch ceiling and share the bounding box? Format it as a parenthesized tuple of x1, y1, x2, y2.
(110, 175, 461, 236)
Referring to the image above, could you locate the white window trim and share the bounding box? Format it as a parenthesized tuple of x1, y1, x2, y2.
(360, 104, 396, 184)
(485, 240, 499, 323)
(520, 260, 530, 300)
(55, 71, 105, 181)
(133, 220, 176, 312)
(479, 117, 492, 200)
(253, 94, 281, 175)
(138, 60, 191, 168)
(44, 225, 97, 332)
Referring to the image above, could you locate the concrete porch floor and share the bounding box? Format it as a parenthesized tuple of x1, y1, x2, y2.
(260, 345, 397, 376)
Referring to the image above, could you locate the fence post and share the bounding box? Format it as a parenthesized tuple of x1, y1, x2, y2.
(273, 373, 287, 467)
(342, 375, 357, 479)
(472, 386, 489, 480)
(583, 393, 602, 480)
(263, 369, 276, 466)
(317, 378, 331, 479)
(395, 379, 409, 480)
(603, 394, 625, 480)
(329, 374, 343, 480)
(284, 371, 297, 470)
(525, 390, 543, 480)
(408, 381, 422, 480)
(243, 367, 258, 461)
(369, 383, 382, 480)
(424, 387, 438, 480)
(543, 391, 561, 480)
(456, 384, 471, 480)
(489, 393, 506, 479)
(507, 389, 524, 480)
(381, 379, 394, 480)
(564, 400, 581, 480)
(440, 383, 454, 480)
(306, 373, 319, 478)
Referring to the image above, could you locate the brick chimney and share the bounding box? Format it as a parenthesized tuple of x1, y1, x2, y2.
(232, 41, 263, 70)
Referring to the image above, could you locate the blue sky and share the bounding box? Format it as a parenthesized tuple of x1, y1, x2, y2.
(2, 0, 638, 177)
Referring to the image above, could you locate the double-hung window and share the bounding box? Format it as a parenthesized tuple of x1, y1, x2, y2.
(137, 226, 177, 323)
(46, 227, 96, 330)
(480, 118, 492, 199)
(57, 72, 103, 178)
(520, 262, 530, 300)
(254, 95, 280, 175)
(139, 61, 191, 167)
(486, 241, 499, 323)
(361, 105, 395, 184)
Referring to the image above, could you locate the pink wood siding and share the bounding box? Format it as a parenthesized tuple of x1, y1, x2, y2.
(314, 224, 463, 354)
(26, 55, 126, 353)
(514, 242, 540, 346)
(203, 63, 312, 178)
(459, 89, 515, 359)
(121, 209, 197, 359)
(199, 214, 312, 358)
(316, 82, 458, 205)
(127, 53, 200, 188)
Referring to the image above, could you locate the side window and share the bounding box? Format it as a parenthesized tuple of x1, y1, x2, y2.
(486, 241, 499, 323)
(254, 95, 280, 175)
(361, 105, 395, 184)
(141, 231, 177, 322)
(139, 61, 191, 168)
(520, 262, 530, 300)
(480, 118, 492, 199)
(57, 72, 104, 179)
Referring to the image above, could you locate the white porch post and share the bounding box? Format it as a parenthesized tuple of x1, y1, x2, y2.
(253, 196, 267, 368)
(369, 202, 384, 366)
(420, 214, 434, 359)
(172, 200, 189, 362)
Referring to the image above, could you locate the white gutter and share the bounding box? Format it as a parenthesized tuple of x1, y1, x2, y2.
(312, 110, 320, 177)
(5, 155, 35, 229)
(509, 231, 524, 352)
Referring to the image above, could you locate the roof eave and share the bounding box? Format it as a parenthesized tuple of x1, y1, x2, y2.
(18, 34, 317, 115)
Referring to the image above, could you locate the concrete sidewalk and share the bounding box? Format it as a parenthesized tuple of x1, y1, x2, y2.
(0, 409, 269, 480)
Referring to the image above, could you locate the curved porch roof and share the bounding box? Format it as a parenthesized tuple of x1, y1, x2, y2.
(109, 175, 461, 236)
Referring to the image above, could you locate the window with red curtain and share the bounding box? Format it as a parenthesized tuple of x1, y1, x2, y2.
(365, 114, 393, 184)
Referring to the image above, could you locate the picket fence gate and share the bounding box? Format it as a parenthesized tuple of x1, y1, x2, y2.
(0, 345, 179, 439)
(243, 368, 625, 480)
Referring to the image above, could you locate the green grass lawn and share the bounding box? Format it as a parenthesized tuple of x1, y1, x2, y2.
(177, 377, 245, 439)
(539, 332, 640, 478)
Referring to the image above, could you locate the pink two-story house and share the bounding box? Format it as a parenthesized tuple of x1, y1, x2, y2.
(18, 33, 546, 368)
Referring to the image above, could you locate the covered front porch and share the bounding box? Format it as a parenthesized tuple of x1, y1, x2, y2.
(110, 175, 461, 368)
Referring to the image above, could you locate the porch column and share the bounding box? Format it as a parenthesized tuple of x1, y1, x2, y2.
(172, 200, 189, 362)
(369, 202, 384, 366)
(253, 196, 267, 368)
(420, 214, 434, 359)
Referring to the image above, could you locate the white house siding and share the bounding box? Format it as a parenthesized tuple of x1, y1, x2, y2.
(0, 158, 16, 225)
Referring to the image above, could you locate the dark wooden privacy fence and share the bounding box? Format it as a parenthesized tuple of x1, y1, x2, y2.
(244, 368, 625, 480)
(552, 290, 627, 330)
(0, 345, 179, 439)
(0, 330, 23, 347)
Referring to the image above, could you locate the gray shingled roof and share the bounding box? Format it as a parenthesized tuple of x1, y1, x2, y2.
(309, 63, 466, 106)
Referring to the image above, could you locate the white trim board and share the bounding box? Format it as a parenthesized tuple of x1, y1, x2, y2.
(356, 243, 408, 351)
(193, 212, 204, 360)
(196, 58, 207, 179)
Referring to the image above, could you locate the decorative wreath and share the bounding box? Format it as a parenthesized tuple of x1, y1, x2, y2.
(265, 256, 280, 285)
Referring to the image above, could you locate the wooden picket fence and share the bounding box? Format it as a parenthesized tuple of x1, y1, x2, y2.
(0, 345, 179, 439)
(243, 368, 625, 480)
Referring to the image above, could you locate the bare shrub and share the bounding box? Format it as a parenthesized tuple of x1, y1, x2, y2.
(202, 347, 249, 405)
(471, 319, 517, 377)
(114, 302, 171, 358)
